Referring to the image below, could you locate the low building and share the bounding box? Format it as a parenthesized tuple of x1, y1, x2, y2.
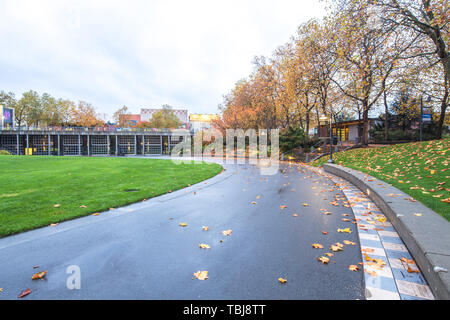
(318, 118, 382, 144)
(189, 114, 220, 133)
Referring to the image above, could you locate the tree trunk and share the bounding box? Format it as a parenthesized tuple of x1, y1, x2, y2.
(437, 82, 448, 140)
(305, 111, 310, 136)
(362, 106, 369, 146)
(384, 90, 389, 141)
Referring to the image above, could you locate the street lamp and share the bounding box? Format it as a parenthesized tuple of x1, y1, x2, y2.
(319, 114, 334, 164)
(420, 95, 432, 142)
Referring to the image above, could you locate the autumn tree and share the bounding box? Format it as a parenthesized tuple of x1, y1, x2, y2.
(70, 101, 103, 127)
(369, 0, 449, 138)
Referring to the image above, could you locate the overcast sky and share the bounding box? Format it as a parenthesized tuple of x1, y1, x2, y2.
(0, 0, 326, 119)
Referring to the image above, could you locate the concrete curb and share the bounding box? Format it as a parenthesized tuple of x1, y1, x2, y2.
(323, 163, 450, 300)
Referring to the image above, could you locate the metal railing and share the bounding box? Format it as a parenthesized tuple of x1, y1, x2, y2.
(1, 126, 191, 134)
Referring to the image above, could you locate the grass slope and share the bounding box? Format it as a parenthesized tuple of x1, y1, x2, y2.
(313, 139, 450, 221)
(0, 156, 223, 237)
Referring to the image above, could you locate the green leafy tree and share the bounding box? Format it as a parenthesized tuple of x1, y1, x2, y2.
(148, 105, 182, 129)
(279, 127, 307, 154)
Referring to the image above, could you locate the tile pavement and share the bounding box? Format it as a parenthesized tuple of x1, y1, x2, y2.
(329, 175, 435, 300)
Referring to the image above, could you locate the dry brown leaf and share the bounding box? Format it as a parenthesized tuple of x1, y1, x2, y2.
(32, 271, 48, 280)
(18, 288, 31, 298)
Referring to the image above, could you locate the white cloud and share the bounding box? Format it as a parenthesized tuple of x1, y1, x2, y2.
(0, 0, 326, 118)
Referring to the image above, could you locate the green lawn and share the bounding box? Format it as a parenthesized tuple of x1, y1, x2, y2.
(0, 156, 223, 237)
(313, 139, 450, 221)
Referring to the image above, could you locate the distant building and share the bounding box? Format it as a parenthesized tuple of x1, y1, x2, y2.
(189, 114, 220, 133)
(119, 114, 141, 127)
(118, 108, 189, 128)
(141, 108, 188, 126)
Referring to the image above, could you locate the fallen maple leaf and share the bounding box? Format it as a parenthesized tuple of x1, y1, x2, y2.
(278, 278, 287, 284)
(318, 256, 330, 264)
(400, 257, 415, 264)
(330, 245, 343, 252)
(280, 205, 287, 209)
(179, 222, 188, 227)
(199, 244, 211, 249)
(202, 226, 209, 231)
(338, 228, 352, 234)
(18, 288, 31, 298)
(292, 214, 299, 217)
(53, 204, 61, 208)
(312, 243, 324, 249)
(349, 265, 360, 272)
(343, 240, 356, 245)
(32, 271, 48, 280)
(407, 265, 420, 273)
(193, 271, 209, 280)
(322, 231, 328, 235)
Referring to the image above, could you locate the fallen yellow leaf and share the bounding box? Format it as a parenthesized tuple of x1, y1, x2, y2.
(349, 265, 360, 272)
(193, 271, 209, 280)
(318, 256, 330, 264)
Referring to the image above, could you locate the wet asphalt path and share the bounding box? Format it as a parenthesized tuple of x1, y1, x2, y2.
(0, 161, 364, 300)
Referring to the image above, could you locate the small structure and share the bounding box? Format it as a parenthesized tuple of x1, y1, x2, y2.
(317, 118, 382, 144)
(0, 127, 191, 157)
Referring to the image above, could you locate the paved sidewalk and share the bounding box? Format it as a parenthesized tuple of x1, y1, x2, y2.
(328, 174, 434, 300)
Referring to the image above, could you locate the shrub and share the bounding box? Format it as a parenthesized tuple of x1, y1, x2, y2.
(0, 150, 11, 155)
